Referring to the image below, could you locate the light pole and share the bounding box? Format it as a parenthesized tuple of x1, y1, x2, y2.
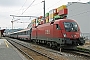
(11, 19, 20, 29)
(42, 0, 45, 22)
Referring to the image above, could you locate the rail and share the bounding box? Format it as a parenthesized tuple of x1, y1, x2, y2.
(6, 38, 54, 60)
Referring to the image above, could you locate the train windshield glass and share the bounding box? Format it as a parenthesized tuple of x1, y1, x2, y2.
(64, 22, 78, 32)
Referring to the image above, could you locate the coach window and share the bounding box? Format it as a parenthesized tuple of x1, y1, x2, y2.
(56, 24, 60, 30)
(19, 32, 21, 35)
(28, 30, 30, 34)
(24, 32, 26, 35)
(26, 31, 28, 35)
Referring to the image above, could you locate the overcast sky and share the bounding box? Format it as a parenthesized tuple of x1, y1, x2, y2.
(0, 0, 89, 29)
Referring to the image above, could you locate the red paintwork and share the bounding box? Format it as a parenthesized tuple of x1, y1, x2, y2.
(59, 19, 80, 39)
(31, 19, 80, 40)
(37, 23, 54, 38)
(58, 8, 68, 15)
(31, 28, 37, 39)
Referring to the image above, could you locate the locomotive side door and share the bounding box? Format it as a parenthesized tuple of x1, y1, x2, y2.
(52, 21, 66, 45)
(53, 22, 63, 38)
(53, 23, 63, 42)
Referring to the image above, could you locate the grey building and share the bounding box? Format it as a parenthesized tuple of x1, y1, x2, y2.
(67, 2, 90, 33)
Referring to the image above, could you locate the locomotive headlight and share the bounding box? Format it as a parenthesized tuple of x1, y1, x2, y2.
(63, 34, 66, 37)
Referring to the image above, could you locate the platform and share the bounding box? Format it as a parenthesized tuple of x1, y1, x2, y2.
(0, 39, 28, 60)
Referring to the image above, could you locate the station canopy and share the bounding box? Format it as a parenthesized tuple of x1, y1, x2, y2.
(0, 29, 5, 35)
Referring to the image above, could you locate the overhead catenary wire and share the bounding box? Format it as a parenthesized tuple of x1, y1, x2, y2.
(21, 0, 27, 8)
(36, 0, 82, 17)
(23, 2, 42, 16)
(16, 0, 62, 18)
(17, 22, 30, 23)
(46, 0, 62, 10)
(36, 0, 62, 16)
(21, 0, 36, 15)
(16, 0, 27, 15)
(30, 2, 41, 7)
(14, 0, 37, 24)
(14, 0, 87, 19)
(16, 1, 41, 15)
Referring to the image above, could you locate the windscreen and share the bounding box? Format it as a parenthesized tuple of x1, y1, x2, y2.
(64, 22, 78, 32)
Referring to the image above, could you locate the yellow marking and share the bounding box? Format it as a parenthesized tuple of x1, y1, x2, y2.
(4, 40, 9, 48)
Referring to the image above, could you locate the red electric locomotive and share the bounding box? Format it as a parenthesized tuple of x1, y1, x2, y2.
(7, 5, 85, 49)
(31, 19, 85, 49)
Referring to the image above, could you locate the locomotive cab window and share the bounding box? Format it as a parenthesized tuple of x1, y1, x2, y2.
(64, 22, 78, 32)
(56, 24, 60, 30)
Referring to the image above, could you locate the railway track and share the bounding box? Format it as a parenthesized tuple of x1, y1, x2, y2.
(5, 37, 90, 60)
(30, 40, 90, 58)
(6, 38, 55, 60)
(6, 39, 34, 60)
(6, 37, 68, 60)
(76, 49, 90, 57)
(64, 49, 90, 57)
